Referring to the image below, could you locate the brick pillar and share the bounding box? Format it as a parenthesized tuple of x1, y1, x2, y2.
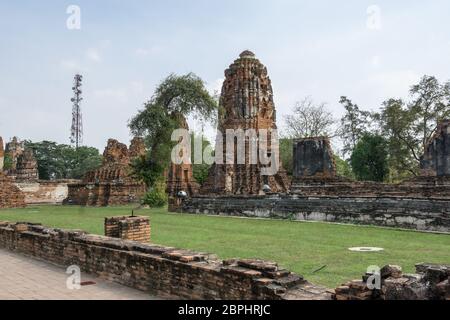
(104, 216, 150, 243)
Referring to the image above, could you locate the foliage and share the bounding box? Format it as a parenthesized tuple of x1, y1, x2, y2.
(350, 134, 389, 182)
(338, 96, 373, 157)
(279, 138, 293, 176)
(283, 97, 335, 139)
(376, 76, 450, 178)
(130, 155, 165, 188)
(129, 73, 218, 189)
(3, 153, 13, 170)
(142, 180, 167, 207)
(334, 155, 354, 180)
(24, 141, 102, 180)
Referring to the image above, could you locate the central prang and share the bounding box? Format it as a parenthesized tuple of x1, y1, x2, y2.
(200, 51, 290, 195)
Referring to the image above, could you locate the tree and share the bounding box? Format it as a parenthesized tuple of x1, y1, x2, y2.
(129, 73, 218, 189)
(284, 97, 335, 138)
(334, 155, 354, 180)
(350, 134, 389, 182)
(338, 96, 373, 157)
(279, 138, 293, 176)
(410, 75, 450, 148)
(3, 153, 13, 170)
(377, 76, 450, 178)
(24, 141, 102, 180)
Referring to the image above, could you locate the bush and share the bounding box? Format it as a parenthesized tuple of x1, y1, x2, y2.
(142, 187, 167, 207)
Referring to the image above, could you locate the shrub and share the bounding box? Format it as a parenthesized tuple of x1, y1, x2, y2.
(142, 187, 167, 207)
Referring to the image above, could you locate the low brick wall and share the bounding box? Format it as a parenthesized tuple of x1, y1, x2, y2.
(64, 182, 146, 206)
(181, 195, 450, 233)
(0, 221, 331, 300)
(105, 216, 151, 242)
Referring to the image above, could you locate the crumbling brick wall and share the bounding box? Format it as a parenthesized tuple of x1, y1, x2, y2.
(0, 173, 26, 208)
(0, 221, 331, 300)
(4, 137, 39, 182)
(64, 138, 147, 206)
(293, 138, 336, 179)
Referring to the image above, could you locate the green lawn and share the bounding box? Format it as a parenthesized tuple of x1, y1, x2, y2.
(0, 205, 449, 288)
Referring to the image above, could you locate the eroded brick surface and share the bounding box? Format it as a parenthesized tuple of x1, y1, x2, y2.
(0, 221, 331, 300)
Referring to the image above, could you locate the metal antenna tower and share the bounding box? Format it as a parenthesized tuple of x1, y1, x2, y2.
(70, 74, 83, 148)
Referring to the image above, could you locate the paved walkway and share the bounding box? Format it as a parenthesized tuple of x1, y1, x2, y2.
(0, 248, 156, 300)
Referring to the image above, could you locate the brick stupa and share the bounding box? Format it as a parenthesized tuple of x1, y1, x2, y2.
(201, 51, 290, 195)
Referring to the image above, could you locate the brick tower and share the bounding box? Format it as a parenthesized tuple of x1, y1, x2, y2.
(201, 51, 290, 195)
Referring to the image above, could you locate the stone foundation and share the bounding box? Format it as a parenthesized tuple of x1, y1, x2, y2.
(105, 216, 150, 243)
(182, 194, 450, 232)
(0, 221, 331, 300)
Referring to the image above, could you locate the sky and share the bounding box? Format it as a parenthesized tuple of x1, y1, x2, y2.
(0, 0, 449, 152)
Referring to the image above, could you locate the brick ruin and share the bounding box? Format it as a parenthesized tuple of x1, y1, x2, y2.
(166, 114, 199, 211)
(334, 263, 450, 300)
(64, 138, 147, 206)
(104, 216, 151, 243)
(421, 119, 450, 177)
(4, 137, 39, 182)
(0, 221, 331, 300)
(183, 123, 450, 232)
(0, 136, 26, 208)
(200, 51, 290, 196)
(293, 137, 336, 179)
(290, 130, 450, 198)
(1, 220, 448, 300)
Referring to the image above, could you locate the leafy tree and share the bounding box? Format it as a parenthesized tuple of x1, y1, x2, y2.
(130, 155, 165, 188)
(334, 155, 354, 180)
(284, 97, 335, 138)
(350, 134, 389, 182)
(129, 73, 218, 189)
(338, 96, 373, 157)
(69, 147, 103, 179)
(24, 141, 102, 180)
(279, 138, 293, 176)
(377, 76, 450, 178)
(3, 153, 13, 170)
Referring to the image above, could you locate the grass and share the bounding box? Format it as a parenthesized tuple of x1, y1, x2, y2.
(0, 205, 449, 288)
